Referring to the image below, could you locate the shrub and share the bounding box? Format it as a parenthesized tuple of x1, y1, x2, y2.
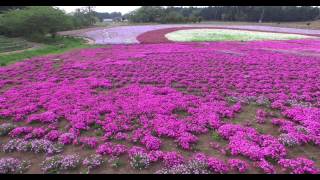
(0, 6, 74, 40)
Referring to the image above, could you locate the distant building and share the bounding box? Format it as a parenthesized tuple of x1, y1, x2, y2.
(113, 17, 122, 22)
(102, 18, 113, 22)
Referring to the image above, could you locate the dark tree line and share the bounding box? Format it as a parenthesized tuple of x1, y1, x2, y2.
(200, 6, 320, 22)
(127, 6, 320, 23)
(126, 6, 202, 24)
(0, 6, 99, 41)
(95, 12, 122, 21)
(0, 6, 26, 13)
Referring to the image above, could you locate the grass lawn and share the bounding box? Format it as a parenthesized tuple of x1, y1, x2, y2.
(0, 36, 101, 66)
(165, 29, 315, 42)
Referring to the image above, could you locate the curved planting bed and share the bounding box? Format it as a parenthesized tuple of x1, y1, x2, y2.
(137, 27, 319, 44)
(166, 29, 315, 42)
(1, 39, 320, 173)
(60, 24, 320, 45)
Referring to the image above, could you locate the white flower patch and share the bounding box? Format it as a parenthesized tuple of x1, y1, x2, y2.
(165, 29, 316, 42)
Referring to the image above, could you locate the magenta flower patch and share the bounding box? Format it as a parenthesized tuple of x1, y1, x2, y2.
(1, 39, 320, 173)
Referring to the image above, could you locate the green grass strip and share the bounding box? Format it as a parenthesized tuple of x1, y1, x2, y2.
(0, 36, 100, 66)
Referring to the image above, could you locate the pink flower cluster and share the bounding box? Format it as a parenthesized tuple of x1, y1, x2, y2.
(96, 142, 127, 156)
(218, 124, 287, 161)
(254, 159, 276, 174)
(207, 157, 229, 174)
(227, 159, 249, 173)
(1, 39, 320, 173)
(162, 152, 185, 168)
(77, 137, 98, 149)
(278, 157, 319, 174)
(256, 109, 267, 124)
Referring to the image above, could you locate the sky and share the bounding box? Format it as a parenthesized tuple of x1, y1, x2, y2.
(56, 6, 141, 14)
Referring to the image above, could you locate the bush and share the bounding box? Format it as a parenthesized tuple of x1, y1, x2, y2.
(0, 6, 73, 41)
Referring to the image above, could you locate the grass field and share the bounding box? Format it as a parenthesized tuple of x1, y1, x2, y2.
(0, 36, 100, 66)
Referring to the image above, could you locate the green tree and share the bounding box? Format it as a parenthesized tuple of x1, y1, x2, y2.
(125, 6, 320, 23)
(0, 6, 25, 13)
(127, 6, 165, 23)
(72, 6, 98, 28)
(0, 6, 73, 40)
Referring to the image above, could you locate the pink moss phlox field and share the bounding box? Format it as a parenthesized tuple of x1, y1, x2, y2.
(1, 39, 320, 173)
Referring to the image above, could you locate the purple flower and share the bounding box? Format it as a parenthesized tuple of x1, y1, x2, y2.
(141, 134, 162, 150)
(83, 154, 104, 170)
(45, 130, 60, 141)
(227, 159, 249, 173)
(207, 157, 229, 174)
(78, 137, 98, 149)
(255, 159, 276, 174)
(0, 157, 30, 174)
(58, 133, 76, 145)
(96, 142, 127, 156)
(278, 157, 319, 174)
(162, 152, 185, 168)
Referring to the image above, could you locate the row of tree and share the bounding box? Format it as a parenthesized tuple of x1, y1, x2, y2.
(126, 6, 320, 23)
(199, 6, 320, 22)
(126, 6, 202, 24)
(95, 12, 122, 21)
(1, 6, 320, 41)
(0, 6, 98, 41)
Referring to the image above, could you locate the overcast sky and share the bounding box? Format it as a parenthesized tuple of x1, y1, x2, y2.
(56, 6, 141, 14)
